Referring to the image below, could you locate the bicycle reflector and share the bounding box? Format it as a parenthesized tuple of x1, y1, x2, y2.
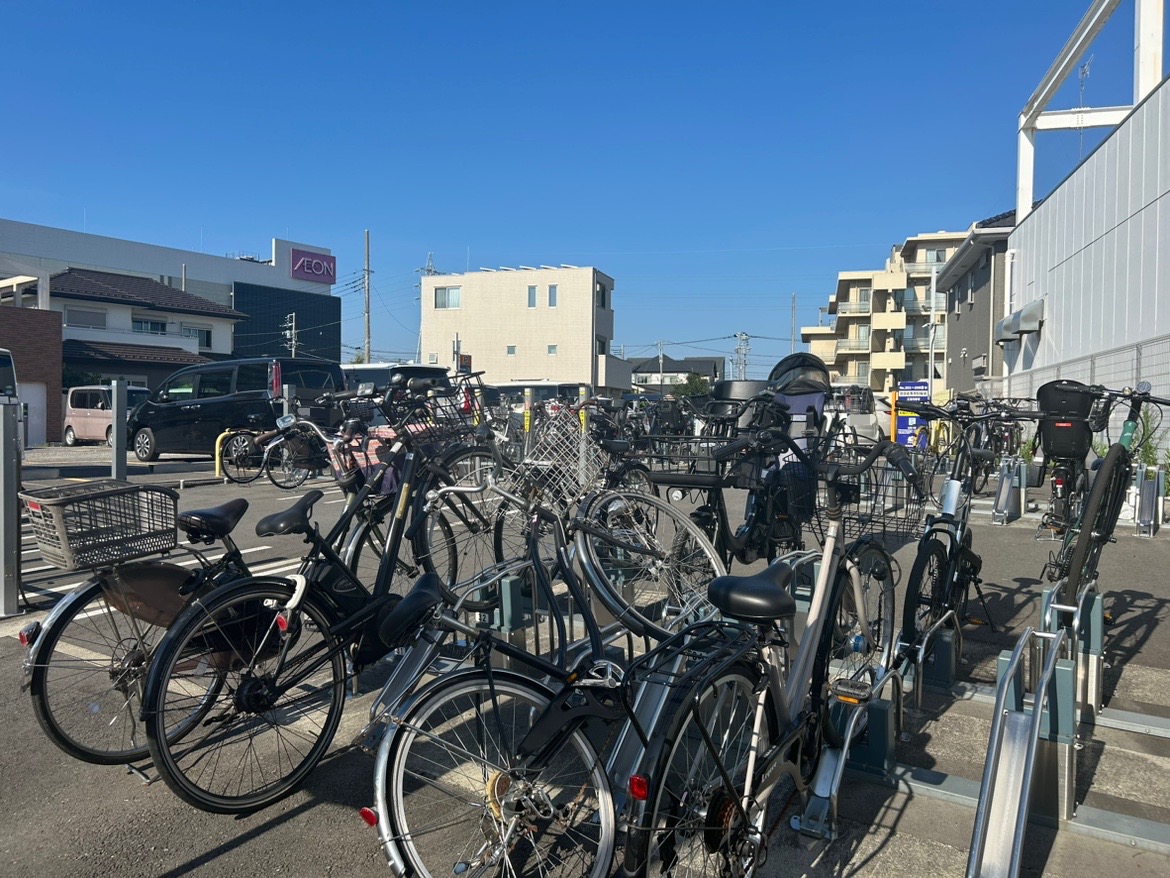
(275, 611, 291, 633)
(358, 807, 378, 827)
(629, 775, 649, 802)
(18, 621, 41, 648)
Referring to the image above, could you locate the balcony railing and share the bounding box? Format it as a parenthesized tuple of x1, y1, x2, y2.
(902, 260, 949, 274)
(837, 301, 872, 314)
(903, 333, 946, 352)
(903, 296, 948, 314)
(836, 339, 872, 353)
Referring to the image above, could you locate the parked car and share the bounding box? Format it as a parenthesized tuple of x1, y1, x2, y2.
(63, 384, 151, 446)
(127, 357, 345, 461)
(341, 362, 452, 392)
(826, 383, 890, 443)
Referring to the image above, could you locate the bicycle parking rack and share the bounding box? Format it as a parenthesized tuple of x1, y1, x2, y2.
(0, 402, 22, 618)
(1136, 465, 1163, 539)
(992, 456, 1025, 526)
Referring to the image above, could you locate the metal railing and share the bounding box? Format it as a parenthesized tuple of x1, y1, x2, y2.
(903, 296, 948, 314)
(902, 261, 949, 275)
(836, 338, 873, 353)
(838, 301, 872, 314)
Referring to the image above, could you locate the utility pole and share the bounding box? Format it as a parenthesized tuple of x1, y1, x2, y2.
(791, 294, 796, 354)
(656, 341, 666, 394)
(928, 265, 938, 399)
(733, 332, 750, 380)
(364, 230, 372, 363)
(415, 253, 439, 366)
(283, 312, 298, 358)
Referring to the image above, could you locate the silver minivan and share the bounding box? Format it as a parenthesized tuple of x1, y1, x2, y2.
(63, 384, 150, 446)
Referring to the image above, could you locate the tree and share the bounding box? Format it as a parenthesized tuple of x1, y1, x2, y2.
(350, 350, 367, 364)
(63, 366, 102, 389)
(676, 372, 710, 397)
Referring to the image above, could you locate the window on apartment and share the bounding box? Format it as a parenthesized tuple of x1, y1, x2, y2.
(434, 286, 461, 309)
(133, 317, 168, 335)
(857, 363, 870, 381)
(548, 284, 557, 307)
(506, 345, 517, 356)
(182, 325, 213, 349)
(858, 287, 872, 304)
(596, 336, 607, 355)
(858, 325, 870, 342)
(933, 249, 946, 263)
(547, 344, 557, 355)
(528, 285, 537, 308)
(65, 307, 106, 329)
(596, 284, 607, 309)
(427, 353, 439, 364)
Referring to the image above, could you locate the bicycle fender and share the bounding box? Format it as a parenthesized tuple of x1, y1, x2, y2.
(23, 577, 104, 678)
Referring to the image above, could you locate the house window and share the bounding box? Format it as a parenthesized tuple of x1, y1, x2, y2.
(548, 284, 557, 307)
(183, 325, 213, 349)
(434, 287, 461, 309)
(506, 345, 517, 356)
(547, 344, 558, 356)
(133, 317, 168, 335)
(528, 285, 537, 308)
(65, 307, 106, 329)
(427, 353, 439, 364)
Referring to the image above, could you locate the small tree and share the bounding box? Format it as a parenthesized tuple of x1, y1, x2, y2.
(63, 366, 102, 389)
(676, 372, 710, 397)
(350, 350, 367, 364)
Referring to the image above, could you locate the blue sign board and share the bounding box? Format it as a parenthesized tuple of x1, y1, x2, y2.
(896, 381, 931, 449)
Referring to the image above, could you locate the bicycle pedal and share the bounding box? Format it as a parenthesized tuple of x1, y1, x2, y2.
(830, 678, 871, 705)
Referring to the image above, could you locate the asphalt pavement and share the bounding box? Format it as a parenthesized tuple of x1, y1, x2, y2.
(2, 470, 1170, 876)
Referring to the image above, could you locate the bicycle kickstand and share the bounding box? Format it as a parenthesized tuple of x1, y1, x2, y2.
(971, 579, 998, 632)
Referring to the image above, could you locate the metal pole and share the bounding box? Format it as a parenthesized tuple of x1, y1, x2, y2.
(1, 403, 22, 617)
(110, 380, 127, 481)
(364, 229, 372, 363)
(928, 265, 937, 400)
(284, 384, 296, 418)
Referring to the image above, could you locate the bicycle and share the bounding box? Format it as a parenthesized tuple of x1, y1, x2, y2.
(17, 482, 255, 765)
(897, 399, 1038, 648)
(1046, 381, 1170, 618)
(1033, 379, 1100, 539)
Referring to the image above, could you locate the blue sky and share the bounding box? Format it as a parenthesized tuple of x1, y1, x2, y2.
(3, 1, 1163, 376)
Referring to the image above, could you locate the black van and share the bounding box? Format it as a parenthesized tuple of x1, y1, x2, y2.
(127, 358, 345, 461)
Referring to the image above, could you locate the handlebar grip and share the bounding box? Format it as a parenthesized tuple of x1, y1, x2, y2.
(897, 400, 926, 413)
(711, 434, 756, 462)
(885, 444, 925, 499)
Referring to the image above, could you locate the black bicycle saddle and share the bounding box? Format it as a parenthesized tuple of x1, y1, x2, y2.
(178, 498, 249, 540)
(708, 562, 797, 623)
(255, 490, 325, 537)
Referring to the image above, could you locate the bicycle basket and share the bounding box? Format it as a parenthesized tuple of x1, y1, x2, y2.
(1036, 380, 1095, 459)
(19, 480, 178, 570)
(503, 406, 606, 501)
(805, 439, 925, 551)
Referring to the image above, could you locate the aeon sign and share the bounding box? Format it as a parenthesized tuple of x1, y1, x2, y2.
(290, 249, 337, 284)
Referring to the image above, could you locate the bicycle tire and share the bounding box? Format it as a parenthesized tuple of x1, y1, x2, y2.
(219, 430, 263, 485)
(612, 461, 659, 495)
(29, 579, 162, 764)
(900, 536, 948, 650)
(577, 490, 725, 641)
(266, 439, 311, 490)
(819, 539, 897, 748)
(973, 464, 990, 495)
(385, 672, 614, 878)
(1064, 443, 1129, 607)
(632, 663, 774, 878)
(143, 579, 347, 813)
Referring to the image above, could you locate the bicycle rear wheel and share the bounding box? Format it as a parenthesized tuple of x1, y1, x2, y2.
(632, 664, 772, 878)
(1063, 443, 1129, 606)
(29, 579, 161, 764)
(266, 437, 313, 489)
(577, 490, 724, 640)
(385, 672, 614, 878)
(219, 430, 263, 484)
(143, 580, 347, 813)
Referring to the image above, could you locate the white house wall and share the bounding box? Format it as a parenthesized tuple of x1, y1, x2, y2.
(1006, 74, 1169, 383)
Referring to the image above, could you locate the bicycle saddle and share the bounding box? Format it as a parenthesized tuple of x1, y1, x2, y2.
(708, 562, 796, 623)
(178, 498, 250, 540)
(601, 438, 630, 455)
(255, 490, 325, 537)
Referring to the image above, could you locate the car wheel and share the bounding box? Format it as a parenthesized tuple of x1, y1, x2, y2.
(133, 427, 159, 462)
(63, 426, 77, 447)
(105, 426, 114, 447)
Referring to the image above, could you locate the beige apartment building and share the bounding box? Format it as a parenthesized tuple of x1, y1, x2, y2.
(801, 231, 965, 395)
(418, 265, 632, 395)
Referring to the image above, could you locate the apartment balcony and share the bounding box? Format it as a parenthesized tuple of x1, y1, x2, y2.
(870, 310, 907, 331)
(903, 332, 946, 352)
(902, 261, 949, 275)
(837, 301, 871, 315)
(871, 350, 906, 371)
(836, 338, 873, 354)
(903, 295, 948, 314)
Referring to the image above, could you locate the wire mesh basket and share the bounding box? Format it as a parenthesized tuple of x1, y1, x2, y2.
(503, 406, 606, 502)
(643, 434, 770, 488)
(804, 439, 925, 550)
(19, 479, 179, 571)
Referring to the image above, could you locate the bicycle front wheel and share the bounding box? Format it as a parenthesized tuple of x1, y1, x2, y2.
(900, 536, 948, 650)
(1064, 443, 1129, 606)
(266, 439, 312, 490)
(385, 673, 614, 878)
(819, 539, 897, 747)
(577, 490, 724, 640)
(143, 580, 347, 813)
(633, 665, 771, 878)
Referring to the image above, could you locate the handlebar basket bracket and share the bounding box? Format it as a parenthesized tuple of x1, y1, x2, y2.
(19, 479, 179, 571)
